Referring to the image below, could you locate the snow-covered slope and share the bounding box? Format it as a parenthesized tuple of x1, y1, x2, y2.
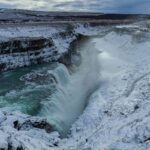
(66, 28, 150, 150)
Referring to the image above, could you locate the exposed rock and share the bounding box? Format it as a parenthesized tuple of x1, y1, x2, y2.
(15, 119, 53, 133)
(0, 37, 54, 54)
(20, 71, 57, 85)
(58, 34, 83, 66)
(0, 28, 78, 71)
(0, 111, 60, 150)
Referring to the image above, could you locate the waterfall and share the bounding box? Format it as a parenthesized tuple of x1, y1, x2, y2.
(39, 39, 101, 136)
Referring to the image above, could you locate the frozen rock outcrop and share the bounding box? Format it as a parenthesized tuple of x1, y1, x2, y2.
(0, 111, 60, 150)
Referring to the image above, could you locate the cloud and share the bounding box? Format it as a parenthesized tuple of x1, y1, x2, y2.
(0, 0, 149, 14)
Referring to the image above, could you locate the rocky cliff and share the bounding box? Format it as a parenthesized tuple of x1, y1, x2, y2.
(0, 9, 150, 71)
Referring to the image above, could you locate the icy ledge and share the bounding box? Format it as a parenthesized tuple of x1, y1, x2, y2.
(0, 111, 60, 149)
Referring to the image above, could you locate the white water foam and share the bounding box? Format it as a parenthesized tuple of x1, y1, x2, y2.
(39, 39, 101, 136)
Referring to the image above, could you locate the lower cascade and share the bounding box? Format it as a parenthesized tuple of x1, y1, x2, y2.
(0, 38, 101, 136)
(39, 39, 101, 135)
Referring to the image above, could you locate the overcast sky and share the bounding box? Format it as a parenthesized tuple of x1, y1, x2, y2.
(0, 0, 150, 14)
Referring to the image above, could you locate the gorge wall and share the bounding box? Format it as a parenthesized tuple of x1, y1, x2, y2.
(0, 9, 150, 72)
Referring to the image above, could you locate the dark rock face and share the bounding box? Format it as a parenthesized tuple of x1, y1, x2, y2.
(0, 37, 54, 54)
(58, 34, 83, 66)
(0, 30, 78, 71)
(0, 63, 6, 70)
(14, 119, 53, 133)
(0, 37, 57, 71)
(20, 71, 58, 85)
(0, 37, 55, 71)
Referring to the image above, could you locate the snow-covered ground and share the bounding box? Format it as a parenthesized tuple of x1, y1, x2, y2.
(65, 29, 150, 150)
(0, 22, 150, 150)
